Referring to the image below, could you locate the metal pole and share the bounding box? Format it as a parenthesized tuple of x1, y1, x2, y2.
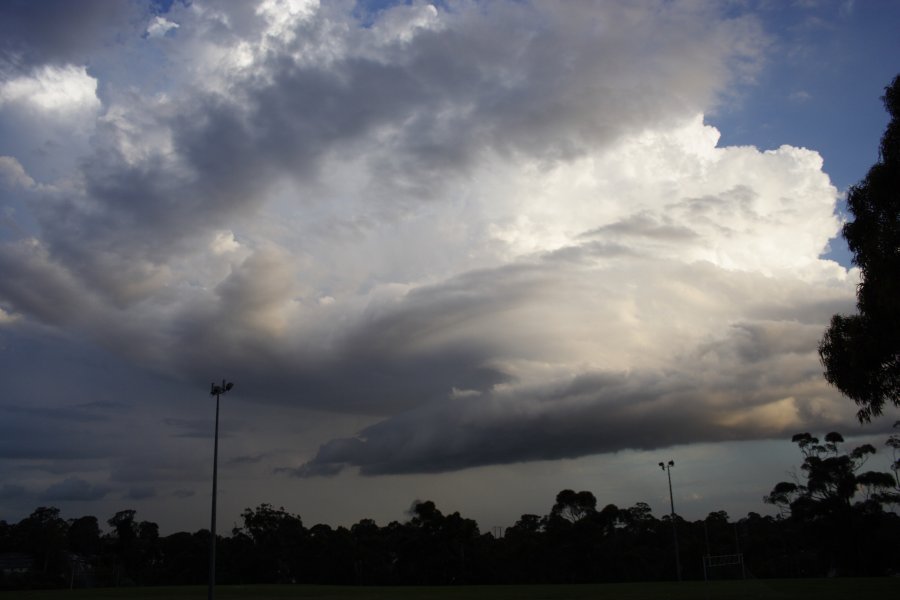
(207, 380, 232, 600)
(662, 461, 682, 582)
(209, 389, 220, 600)
(666, 463, 674, 512)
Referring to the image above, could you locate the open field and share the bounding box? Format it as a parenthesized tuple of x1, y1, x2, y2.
(8, 579, 900, 600)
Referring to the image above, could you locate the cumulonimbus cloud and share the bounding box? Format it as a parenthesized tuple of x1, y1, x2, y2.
(0, 2, 860, 482)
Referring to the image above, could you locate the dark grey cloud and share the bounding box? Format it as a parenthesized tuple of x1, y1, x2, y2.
(75, 400, 129, 412)
(42, 476, 110, 502)
(281, 257, 858, 477)
(0, 412, 120, 461)
(168, 328, 509, 417)
(124, 486, 157, 501)
(288, 354, 839, 478)
(0, 326, 179, 462)
(227, 453, 269, 467)
(153, 255, 525, 416)
(1, 403, 109, 423)
(5, 460, 102, 477)
(0, 239, 94, 326)
(0, 483, 25, 500)
(163, 418, 216, 439)
(0, 0, 140, 71)
(110, 453, 206, 485)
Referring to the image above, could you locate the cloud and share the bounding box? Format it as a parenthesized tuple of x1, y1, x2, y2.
(42, 477, 110, 502)
(0, 65, 99, 113)
(3, 1, 765, 274)
(0, 238, 97, 327)
(1, 403, 111, 423)
(0, 156, 35, 189)
(289, 259, 856, 476)
(0, 396, 129, 462)
(163, 418, 216, 439)
(228, 453, 270, 467)
(0, 1, 860, 486)
(0, 306, 19, 325)
(124, 486, 157, 501)
(0, 483, 25, 500)
(0, 66, 101, 185)
(110, 454, 206, 485)
(146, 16, 179, 39)
(0, 1, 139, 69)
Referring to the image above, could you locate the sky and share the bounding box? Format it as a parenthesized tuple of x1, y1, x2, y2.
(0, 0, 898, 535)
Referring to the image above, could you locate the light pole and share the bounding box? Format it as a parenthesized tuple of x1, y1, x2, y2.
(209, 380, 233, 600)
(659, 459, 682, 581)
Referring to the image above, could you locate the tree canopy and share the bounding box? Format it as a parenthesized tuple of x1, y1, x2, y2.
(763, 431, 899, 575)
(819, 74, 900, 422)
(3, 446, 900, 593)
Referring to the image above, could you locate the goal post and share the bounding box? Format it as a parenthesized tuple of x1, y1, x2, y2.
(703, 553, 745, 581)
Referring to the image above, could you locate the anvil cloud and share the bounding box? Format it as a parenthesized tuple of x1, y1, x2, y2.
(0, 0, 894, 531)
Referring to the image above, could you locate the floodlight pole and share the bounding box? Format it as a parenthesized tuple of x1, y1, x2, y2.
(660, 459, 682, 581)
(209, 380, 233, 600)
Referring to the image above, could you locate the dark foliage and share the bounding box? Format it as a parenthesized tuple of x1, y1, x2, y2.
(3, 429, 899, 592)
(764, 431, 900, 576)
(820, 74, 900, 422)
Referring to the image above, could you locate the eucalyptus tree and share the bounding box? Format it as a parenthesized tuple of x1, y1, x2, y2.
(820, 74, 900, 422)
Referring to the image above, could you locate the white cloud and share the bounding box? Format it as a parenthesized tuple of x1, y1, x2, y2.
(368, 2, 441, 44)
(0, 65, 100, 113)
(0, 305, 18, 325)
(210, 230, 241, 255)
(0, 156, 35, 189)
(146, 16, 179, 39)
(256, 0, 319, 40)
(0, 66, 101, 183)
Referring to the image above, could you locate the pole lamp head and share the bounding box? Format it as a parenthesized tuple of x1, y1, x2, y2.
(659, 462, 665, 470)
(210, 381, 234, 396)
(668, 460, 675, 467)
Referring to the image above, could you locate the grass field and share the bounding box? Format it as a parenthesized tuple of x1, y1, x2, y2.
(8, 579, 900, 600)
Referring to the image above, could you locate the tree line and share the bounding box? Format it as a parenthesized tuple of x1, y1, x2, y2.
(2, 429, 898, 590)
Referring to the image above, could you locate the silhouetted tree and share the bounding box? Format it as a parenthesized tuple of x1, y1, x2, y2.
(544, 491, 605, 582)
(4, 476, 899, 589)
(106, 509, 138, 585)
(305, 523, 354, 583)
(15, 507, 68, 580)
(135, 520, 161, 583)
(764, 433, 892, 515)
(879, 422, 900, 508)
(500, 514, 547, 583)
(349, 518, 392, 584)
(550, 489, 597, 523)
(393, 500, 480, 585)
(67, 516, 100, 557)
(765, 432, 898, 575)
(158, 530, 206, 584)
(819, 74, 900, 422)
(0, 519, 11, 553)
(236, 503, 306, 583)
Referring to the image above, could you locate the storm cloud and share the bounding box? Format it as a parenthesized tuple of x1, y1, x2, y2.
(0, 1, 886, 528)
